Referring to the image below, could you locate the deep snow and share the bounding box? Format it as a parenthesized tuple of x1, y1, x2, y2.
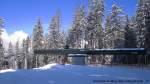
(0, 63, 150, 84)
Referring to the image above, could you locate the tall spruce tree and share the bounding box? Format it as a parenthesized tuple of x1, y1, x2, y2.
(136, 0, 150, 64)
(32, 19, 44, 67)
(124, 16, 137, 64)
(144, 1, 150, 64)
(22, 37, 30, 69)
(26, 36, 33, 68)
(104, 4, 125, 64)
(0, 18, 5, 69)
(94, 0, 104, 49)
(86, 0, 104, 64)
(110, 4, 125, 48)
(68, 5, 86, 49)
(124, 16, 137, 48)
(104, 15, 112, 48)
(15, 41, 20, 69)
(21, 39, 26, 69)
(48, 11, 61, 49)
(86, 0, 104, 49)
(48, 11, 61, 63)
(136, 0, 150, 48)
(8, 42, 14, 68)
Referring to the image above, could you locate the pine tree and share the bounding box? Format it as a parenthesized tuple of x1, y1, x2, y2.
(20, 39, 25, 69)
(32, 19, 44, 67)
(105, 4, 125, 49)
(94, 0, 105, 64)
(15, 41, 20, 69)
(104, 4, 126, 64)
(86, 0, 104, 64)
(32, 19, 44, 49)
(104, 16, 111, 48)
(48, 11, 61, 49)
(94, 0, 104, 49)
(59, 31, 66, 48)
(68, 5, 86, 49)
(68, 28, 76, 48)
(86, 10, 97, 49)
(136, 0, 150, 48)
(136, 0, 150, 64)
(86, 0, 104, 49)
(8, 42, 14, 69)
(47, 11, 61, 63)
(26, 36, 33, 69)
(124, 16, 137, 64)
(139, 0, 150, 51)
(136, 0, 145, 48)
(22, 37, 30, 69)
(124, 16, 137, 48)
(43, 33, 50, 64)
(144, 1, 150, 50)
(0, 18, 5, 69)
(144, 1, 150, 64)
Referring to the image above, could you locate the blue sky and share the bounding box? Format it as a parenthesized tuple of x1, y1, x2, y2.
(0, 0, 138, 35)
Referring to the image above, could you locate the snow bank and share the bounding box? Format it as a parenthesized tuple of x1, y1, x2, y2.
(34, 63, 59, 70)
(0, 69, 16, 73)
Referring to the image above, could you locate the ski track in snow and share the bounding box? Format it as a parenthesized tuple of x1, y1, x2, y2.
(0, 63, 150, 84)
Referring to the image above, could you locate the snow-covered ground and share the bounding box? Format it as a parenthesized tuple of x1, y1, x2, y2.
(0, 63, 150, 84)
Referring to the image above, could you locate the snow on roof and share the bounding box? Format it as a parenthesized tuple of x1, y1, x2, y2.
(94, 48, 145, 51)
(0, 69, 16, 73)
(68, 54, 87, 56)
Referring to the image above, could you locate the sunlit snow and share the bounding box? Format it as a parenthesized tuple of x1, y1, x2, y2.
(0, 63, 150, 84)
(0, 69, 16, 73)
(34, 63, 59, 70)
